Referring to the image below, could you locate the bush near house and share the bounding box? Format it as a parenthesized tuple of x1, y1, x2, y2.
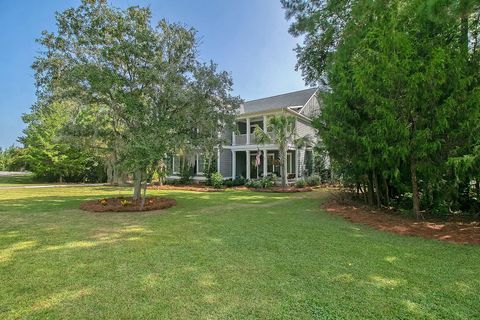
(306, 175, 321, 187)
(295, 179, 306, 188)
(246, 176, 275, 189)
(210, 172, 224, 189)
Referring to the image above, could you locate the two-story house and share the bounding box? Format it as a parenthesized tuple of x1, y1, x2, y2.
(169, 88, 320, 181)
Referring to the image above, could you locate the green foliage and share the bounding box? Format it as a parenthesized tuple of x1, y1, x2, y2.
(31, 0, 241, 197)
(0, 146, 27, 172)
(210, 172, 224, 189)
(295, 178, 306, 188)
(246, 176, 275, 189)
(284, 0, 480, 216)
(224, 177, 246, 187)
(253, 113, 308, 187)
(179, 163, 194, 185)
(306, 175, 321, 187)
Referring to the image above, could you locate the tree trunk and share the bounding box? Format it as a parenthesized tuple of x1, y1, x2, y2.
(140, 179, 148, 210)
(133, 170, 143, 200)
(106, 161, 113, 184)
(383, 175, 390, 207)
(410, 156, 421, 219)
(367, 173, 374, 206)
(476, 178, 479, 200)
(280, 145, 288, 188)
(372, 168, 381, 208)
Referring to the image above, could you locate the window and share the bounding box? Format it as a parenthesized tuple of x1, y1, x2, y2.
(287, 153, 293, 174)
(196, 155, 205, 174)
(172, 155, 181, 174)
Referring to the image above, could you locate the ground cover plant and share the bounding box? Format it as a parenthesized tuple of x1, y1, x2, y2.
(0, 186, 478, 319)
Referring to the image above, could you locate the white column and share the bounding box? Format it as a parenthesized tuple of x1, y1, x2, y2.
(231, 150, 236, 179)
(263, 148, 268, 177)
(263, 115, 267, 132)
(217, 148, 221, 173)
(295, 149, 299, 180)
(246, 117, 251, 145)
(246, 150, 251, 179)
(232, 129, 236, 146)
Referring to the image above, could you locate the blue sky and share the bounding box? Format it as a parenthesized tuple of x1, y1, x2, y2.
(0, 0, 307, 148)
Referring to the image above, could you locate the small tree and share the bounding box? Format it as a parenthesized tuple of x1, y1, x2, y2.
(254, 113, 310, 187)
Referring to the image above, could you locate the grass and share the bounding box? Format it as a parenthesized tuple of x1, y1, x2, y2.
(0, 174, 37, 186)
(0, 186, 479, 319)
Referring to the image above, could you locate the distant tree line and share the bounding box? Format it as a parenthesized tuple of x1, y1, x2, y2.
(283, 0, 480, 217)
(19, 0, 241, 199)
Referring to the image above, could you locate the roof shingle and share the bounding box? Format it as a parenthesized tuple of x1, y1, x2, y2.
(241, 88, 317, 114)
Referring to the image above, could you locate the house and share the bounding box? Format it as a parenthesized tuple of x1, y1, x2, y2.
(169, 88, 320, 181)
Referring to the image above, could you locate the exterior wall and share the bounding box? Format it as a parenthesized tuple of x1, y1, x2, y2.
(222, 127, 232, 145)
(296, 119, 316, 140)
(219, 148, 232, 178)
(300, 93, 321, 118)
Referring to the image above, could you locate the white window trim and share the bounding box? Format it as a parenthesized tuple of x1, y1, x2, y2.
(172, 155, 180, 175)
(196, 154, 205, 175)
(287, 153, 293, 174)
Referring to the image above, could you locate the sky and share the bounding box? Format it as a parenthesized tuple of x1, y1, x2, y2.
(0, 0, 308, 148)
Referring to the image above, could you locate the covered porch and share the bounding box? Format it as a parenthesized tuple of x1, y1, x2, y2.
(231, 149, 297, 180)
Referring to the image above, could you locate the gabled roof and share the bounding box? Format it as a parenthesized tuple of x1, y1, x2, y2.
(241, 88, 318, 115)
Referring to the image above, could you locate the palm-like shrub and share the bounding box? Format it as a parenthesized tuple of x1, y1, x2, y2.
(253, 113, 311, 188)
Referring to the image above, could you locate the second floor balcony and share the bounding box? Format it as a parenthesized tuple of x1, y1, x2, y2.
(232, 115, 275, 146)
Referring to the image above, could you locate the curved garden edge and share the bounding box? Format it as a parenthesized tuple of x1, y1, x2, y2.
(80, 196, 176, 212)
(322, 195, 480, 245)
(148, 185, 316, 193)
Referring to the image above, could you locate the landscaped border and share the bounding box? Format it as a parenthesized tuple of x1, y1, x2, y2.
(323, 196, 480, 245)
(80, 196, 177, 212)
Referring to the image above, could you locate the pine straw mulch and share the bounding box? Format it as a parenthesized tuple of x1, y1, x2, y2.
(322, 194, 480, 245)
(248, 186, 313, 193)
(80, 196, 176, 212)
(149, 185, 226, 192)
(149, 185, 314, 193)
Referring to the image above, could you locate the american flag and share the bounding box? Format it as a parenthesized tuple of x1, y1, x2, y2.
(255, 150, 262, 167)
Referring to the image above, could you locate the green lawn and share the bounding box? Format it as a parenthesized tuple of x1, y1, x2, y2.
(0, 187, 478, 319)
(0, 174, 37, 186)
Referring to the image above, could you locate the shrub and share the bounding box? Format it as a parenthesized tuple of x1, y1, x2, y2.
(306, 175, 321, 187)
(232, 177, 246, 186)
(295, 179, 306, 188)
(210, 172, 224, 189)
(224, 180, 234, 188)
(245, 176, 275, 189)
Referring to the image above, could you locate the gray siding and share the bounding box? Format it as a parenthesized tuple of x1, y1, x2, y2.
(300, 94, 321, 118)
(296, 119, 316, 140)
(221, 127, 232, 145)
(219, 149, 232, 178)
(297, 149, 305, 178)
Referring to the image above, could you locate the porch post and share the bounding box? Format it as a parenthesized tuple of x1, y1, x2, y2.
(246, 117, 251, 145)
(232, 130, 236, 146)
(295, 149, 299, 180)
(217, 148, 221, 173)
(232, 150, 236, 179)
(263, 148, 268, 177)
(263, 115, 267, 132)
(246, 150, 251, 179)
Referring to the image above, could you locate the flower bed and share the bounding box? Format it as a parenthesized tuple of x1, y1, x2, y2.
(323, 196, 480, 244)
(149, 185, 225, 192)
(80, 196, 176, 212)
(248, 186, 313, 193)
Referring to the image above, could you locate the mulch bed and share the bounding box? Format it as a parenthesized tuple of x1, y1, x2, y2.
(80, 196, 176, 212)
(150, 185, 314, 193)
(149, 185, 225, 192)
(249, 186, 313, 193)
(322, 197, 480, 245)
